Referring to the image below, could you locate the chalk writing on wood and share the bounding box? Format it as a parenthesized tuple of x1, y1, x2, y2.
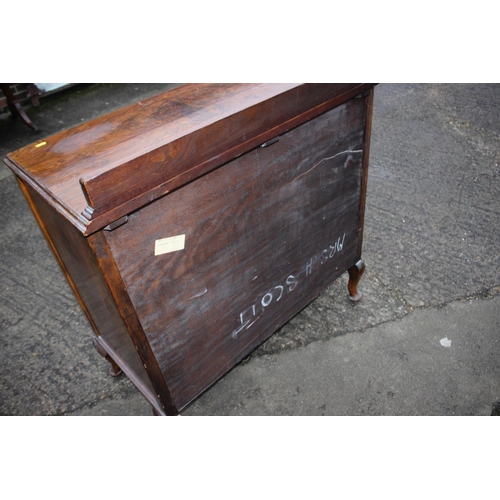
(231, 233, 346, 339)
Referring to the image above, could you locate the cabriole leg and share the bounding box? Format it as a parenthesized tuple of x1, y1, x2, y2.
(92, 337, 123, 377)
(348, 260, 365, 302)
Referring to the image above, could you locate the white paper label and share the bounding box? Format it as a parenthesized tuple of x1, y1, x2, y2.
(154, 234, 185, 256)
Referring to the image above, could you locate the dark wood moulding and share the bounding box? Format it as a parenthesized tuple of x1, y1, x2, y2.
(4, 83, 376, 415)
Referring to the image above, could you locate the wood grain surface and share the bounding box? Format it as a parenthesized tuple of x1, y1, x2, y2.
(104, 97, 368, 410)
(17, 179, 161, 409)
(5, 84, 374, 235)
(3, 84, 375, 414)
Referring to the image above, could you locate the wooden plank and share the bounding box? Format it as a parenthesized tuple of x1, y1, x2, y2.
(17, 179, 160, 410)
(104, 97, 367, 410)
(88, 231, 177, 415)
(5, 83, 374, 235)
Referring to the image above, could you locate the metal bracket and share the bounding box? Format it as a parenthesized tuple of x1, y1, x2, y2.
(103, 215, 128, 231)
(260, 136, 280, 148)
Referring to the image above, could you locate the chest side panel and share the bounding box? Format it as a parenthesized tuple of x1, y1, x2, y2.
(18, 181, 158, 402)
(104, 97, 367, 410)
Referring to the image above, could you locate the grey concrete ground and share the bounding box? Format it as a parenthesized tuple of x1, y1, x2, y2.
(1, 83, 499, 416)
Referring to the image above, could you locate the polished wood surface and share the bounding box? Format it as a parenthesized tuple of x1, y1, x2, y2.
(4, 84, 376, 415)
(5, 83, 374, 235)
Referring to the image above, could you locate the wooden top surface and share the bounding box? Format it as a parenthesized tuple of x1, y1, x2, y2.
(4, 83, 374, 234)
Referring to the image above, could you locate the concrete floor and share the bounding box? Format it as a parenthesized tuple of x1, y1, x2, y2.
(1, 83, 499, 416)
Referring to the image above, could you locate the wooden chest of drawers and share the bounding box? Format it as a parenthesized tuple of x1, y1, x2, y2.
(4, 83, 375, 415)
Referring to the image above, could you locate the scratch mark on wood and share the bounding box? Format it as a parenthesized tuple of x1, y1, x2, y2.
(286, 149, 363, 187)
(188, 287, 208, 300)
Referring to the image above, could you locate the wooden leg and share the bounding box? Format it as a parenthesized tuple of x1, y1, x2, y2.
(92, 337, 123, 377)
(107, 359, 123, 377)
(1, 83, 38, 131)
(348, 259, 365, 302)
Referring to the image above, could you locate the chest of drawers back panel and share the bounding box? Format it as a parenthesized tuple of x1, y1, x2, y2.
(4, 83, 375, 415)
(104, 97, 367, 410)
